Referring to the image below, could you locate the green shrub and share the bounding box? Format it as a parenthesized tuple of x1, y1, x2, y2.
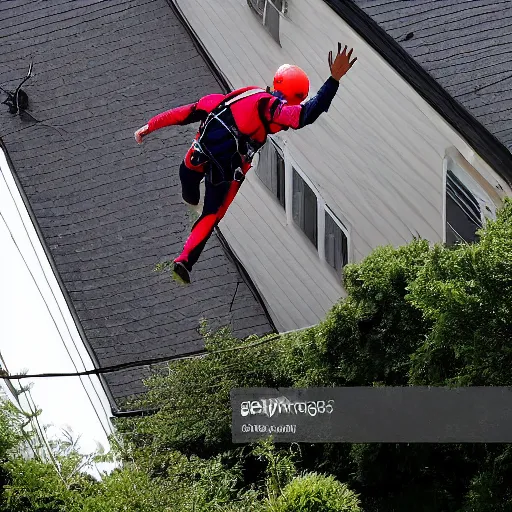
(271, 472, 361, 512)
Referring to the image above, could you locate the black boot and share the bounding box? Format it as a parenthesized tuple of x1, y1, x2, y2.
(172, 261, 191, 285)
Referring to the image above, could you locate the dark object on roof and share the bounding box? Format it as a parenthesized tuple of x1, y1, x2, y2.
(0, 0, 275, 414)
(1, 62, 32, 114)
(326, 0, 512, 185)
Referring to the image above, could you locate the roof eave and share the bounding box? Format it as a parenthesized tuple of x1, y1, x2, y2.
(323, 0, 512, 187)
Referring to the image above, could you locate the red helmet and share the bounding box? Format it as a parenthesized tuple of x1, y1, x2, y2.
(273, 64, 310, 105)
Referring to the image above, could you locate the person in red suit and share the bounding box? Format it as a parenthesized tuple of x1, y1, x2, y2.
(135, 43, 356, 284)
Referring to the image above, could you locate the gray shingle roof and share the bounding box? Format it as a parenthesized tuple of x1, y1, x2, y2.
(0, 0, 274, 411)
(352, 0, 512, 153)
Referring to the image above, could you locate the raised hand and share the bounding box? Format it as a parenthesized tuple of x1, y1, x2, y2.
(328, 43, 357, 81)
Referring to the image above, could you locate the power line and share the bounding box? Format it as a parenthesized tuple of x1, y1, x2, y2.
(0, 331, 295, 380)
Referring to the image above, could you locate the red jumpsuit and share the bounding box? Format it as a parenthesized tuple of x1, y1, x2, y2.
(145, 77, 339, 273)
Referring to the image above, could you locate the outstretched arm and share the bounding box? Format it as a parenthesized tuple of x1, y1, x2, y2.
(268, 43, 357, 130)
(134, 93, 225, 144)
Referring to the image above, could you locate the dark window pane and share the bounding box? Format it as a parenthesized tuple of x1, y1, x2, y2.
(255, 144, 271, 191)
(304, 184, 318, 247)
(341, 232, 348, 268)
(446, 195, 480, 244)
(325, 212, 348, 276)
(273, 0, 284, 11)
(255, 142, 285, 209)
(292, 168, 304, 228)
(264, 0, 281, 43)
(292, 169, 317, 248)
(446, 170, 482, 245)
(276, 151, 285, 208)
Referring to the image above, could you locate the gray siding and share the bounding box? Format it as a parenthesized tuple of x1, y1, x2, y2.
(0, 0, 273, 406)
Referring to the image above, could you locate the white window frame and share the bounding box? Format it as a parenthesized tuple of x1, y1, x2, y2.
(290, 161, 322, 251)
(324, 205, 351, 272)
(443, 149, 500, 245)
(253, 138, 352, 276)
(254, 136, 286, 209)
(270, 137, 286, 209)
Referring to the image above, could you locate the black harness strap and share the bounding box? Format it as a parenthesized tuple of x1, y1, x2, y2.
(196, 88, 266, 185)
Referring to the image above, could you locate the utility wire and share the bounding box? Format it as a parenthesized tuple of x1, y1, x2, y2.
(0, 329, 312, 380)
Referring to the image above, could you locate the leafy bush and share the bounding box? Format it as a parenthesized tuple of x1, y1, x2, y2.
(0, 457, 85, 512)
(115, 320, 328, 467)
(8, 199, 510, 511)
(319, 239, 431, 386)
(408, 198, 512, 386)
(271, 472, 361, 512)
(0, 402, 24, 461)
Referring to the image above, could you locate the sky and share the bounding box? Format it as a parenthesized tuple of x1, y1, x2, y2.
(0, 148, 117, 477)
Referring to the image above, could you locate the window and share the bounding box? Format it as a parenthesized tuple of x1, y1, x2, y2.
(247, 0, 286, 44)
(445, 160, 496, 246)
(292, 168, 318, 248)
(254, 145, 352, 281)
(255, 140, 285, 208)
(325, 209, 348, 276)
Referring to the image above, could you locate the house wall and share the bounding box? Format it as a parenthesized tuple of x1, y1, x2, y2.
(174, 0, 511, 331)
